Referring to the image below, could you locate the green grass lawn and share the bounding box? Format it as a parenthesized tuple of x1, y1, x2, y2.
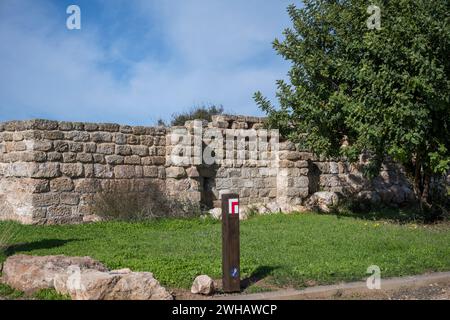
(1, 213, 449, 291)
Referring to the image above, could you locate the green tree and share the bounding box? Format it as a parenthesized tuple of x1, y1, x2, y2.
(255, 0, 449, 208)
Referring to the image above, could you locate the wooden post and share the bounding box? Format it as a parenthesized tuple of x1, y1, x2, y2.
(221, 193, 240, 293)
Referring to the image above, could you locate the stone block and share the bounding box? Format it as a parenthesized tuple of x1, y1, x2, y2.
(46, 152, 62, 162)
(31, 141, 53, 152)
(124, 155, 141, 165)
(115, 145, 132, 156)
(96, 144, 115, 155)
(50, 177, 75, 192)
(94, 164, 114, 178)
(131, 145, 149, 157)
(105, 155, 124, 165)
(93, 154, 105, 164)
(68, 131, 90, 142)
(61, 163, 84, 178)
(32, 194, 60, 207)
(91, 132, 112, 143)
(98, 123, 120, 132)
(166, 167, 187, 179)
(114, 165, 138, 179)
(143, 166, 158, 178)
(60, 193, 80, 205)
(76, 153, 93, 163)
(74, 179, 102, 193)
(63, 153, 77, 163)
(84, 143, 97, 153)
(31, 163, 61, 178)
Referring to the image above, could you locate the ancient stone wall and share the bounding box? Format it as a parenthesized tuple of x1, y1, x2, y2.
(0, 116, 416, 224)
(0, 120, 168, 224)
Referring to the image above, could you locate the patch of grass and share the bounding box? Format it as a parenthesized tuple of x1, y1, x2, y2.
(243, 284, 274, 294)
(32, 289, 71, 300)
(0, 283, 24, 299)
(0, 213, 449, 290)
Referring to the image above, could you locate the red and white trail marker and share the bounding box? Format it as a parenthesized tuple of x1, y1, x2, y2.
(228, 198, 239, 215)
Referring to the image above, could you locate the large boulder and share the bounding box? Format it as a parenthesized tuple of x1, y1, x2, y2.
(108, 271, 173, 300)
(1, 255, 172, 300)
(191, 275, 215, 295)
(1, 255, 107, 293)
(54, 268, 121, 300)
(54, 267, 173, 300)
(305, 191, 340, 212)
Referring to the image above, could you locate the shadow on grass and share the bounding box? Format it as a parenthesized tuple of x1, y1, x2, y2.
(4, 239, 79, 256)
(328, 204, 449, 224)
(241, 265, 279, 290)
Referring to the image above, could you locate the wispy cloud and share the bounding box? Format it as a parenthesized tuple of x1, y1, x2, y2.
(0, 0, 291, 125)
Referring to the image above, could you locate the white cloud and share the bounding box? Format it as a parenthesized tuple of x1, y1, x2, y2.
(0, 0, 291, 125)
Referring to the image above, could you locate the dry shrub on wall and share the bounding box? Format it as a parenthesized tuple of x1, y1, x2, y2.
(91, 181, 202, 221)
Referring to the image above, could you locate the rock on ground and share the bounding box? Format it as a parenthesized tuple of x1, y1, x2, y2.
(191, 275, 215, 295)
(55, 267, 172, 300)
(1, 254, 107, 293)
(208, 208, 222, 220)
(305, 191, 340, 212)
(1, 255, 172, 300)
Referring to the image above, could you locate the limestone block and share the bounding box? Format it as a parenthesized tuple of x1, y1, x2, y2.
(50, 177, 75, 192)
(94, 164, 114, 179)
(68, 131, 90, 142)
(96, 144, 114, 155)
(61, 163, 84, 178)
(143, 166, 158, 178)
(60, 193, 80, 205)
(90, 132, 112, 143)
(166, 167, 187, 179)
(131, 145, 149, 157)
(114, 133, 127, 145)
(74, 179, 102, 193)
(124, 155, 141, 165)
(31, 163, 61, 178)
(140, 135, 154, 147)
(63, 152, 77, 163)
(127, 135, 140, 145)
(32, 194, 60, 207)
(105, 155, 124, 165)
(30, 141, 53, 152)
(115, 145, 132, 156)
(93, 154, 105, 164)
(84, 123, 99, 131)
(98, 123, 120, 132)
(114, 165, 138, 179)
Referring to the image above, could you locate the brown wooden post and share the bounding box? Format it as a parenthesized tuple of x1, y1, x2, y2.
(221, 193, 240, 293)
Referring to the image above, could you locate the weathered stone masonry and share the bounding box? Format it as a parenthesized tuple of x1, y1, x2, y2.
(0, 116, 415, 224)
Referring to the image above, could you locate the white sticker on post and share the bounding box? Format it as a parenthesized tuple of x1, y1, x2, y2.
(228, 198, 239, 216)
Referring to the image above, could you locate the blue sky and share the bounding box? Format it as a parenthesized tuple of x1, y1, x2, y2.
(0, 0, 294, 125)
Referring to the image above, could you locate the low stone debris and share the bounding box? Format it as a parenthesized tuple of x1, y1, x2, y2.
(305, 191, 340, 213)
(1, 254, 172, 300)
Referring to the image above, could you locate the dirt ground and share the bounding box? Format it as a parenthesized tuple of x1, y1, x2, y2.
(171, 280, 450, 300)
(340, 282, 450, 300)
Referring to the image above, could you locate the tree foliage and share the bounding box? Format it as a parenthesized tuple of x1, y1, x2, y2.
(255, 0, 450, 206)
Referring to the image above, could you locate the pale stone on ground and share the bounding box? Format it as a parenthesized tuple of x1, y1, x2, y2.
(2, 255, 173, 300)
(1, 255, 107, 293)
(306, 191, 340, 212)
(191, 275, 215, 295)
